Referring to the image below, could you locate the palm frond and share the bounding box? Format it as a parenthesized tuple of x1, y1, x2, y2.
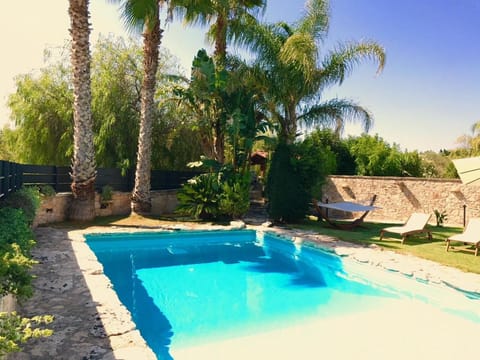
(115, 0, 160, 34)
(279, 32, 317, 81)
(321, 40, 386, 87)
(298, 98, 373, 134)
(297, 0, 329, 40)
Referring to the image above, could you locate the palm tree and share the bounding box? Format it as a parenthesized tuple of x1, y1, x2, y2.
(68, 0, 96, 221)
(235, 0, 386, 144)
(173, 0, 266, 163)
(111, 0, 168, 214)
(174, 0, 266, 71)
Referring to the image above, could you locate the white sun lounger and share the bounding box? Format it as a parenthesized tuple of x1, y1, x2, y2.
(445, 218, 480, 256)
(379, 213, 432, 244)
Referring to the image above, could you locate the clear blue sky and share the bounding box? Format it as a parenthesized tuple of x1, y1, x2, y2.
(1, 0, 479, 152)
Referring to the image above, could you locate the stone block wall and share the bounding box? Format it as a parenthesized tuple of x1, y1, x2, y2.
(34, 190, 179, 226)
(321, 176, 480, 226)
(34, 193, 72, 227)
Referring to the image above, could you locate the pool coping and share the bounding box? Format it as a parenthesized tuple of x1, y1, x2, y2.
(10, 221, 480, 359)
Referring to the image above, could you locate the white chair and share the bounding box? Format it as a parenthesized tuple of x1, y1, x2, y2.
(379, 213, 432, 244)
(446, 218, 480, 256)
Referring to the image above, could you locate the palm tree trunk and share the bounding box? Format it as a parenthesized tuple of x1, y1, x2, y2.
(277, 103, 298, 144)
(214, 119, 225, 163)
(68, 0, 96, 221)
(214, 14, 228, 72)
(131, 16, 162, 214)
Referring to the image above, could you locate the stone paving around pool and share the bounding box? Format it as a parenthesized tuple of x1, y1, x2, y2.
(8, 221, 480, 359)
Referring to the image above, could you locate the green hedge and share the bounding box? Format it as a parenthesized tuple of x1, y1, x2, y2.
(0, 187, 53, 354)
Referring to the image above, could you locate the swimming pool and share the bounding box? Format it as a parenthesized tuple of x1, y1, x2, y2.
(86, 229, 480, 360)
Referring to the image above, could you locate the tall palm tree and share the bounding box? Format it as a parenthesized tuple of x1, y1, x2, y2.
(68, 0, 96, 221)
(236, 0, 386, 144)
(112, 0, 168, 214)
(174, 0, 266, 71)
(173, 0, 266, 163)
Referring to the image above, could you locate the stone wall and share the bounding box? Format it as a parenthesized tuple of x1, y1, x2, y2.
(34, 190, 179, 226)
(321, 176, 480, 226)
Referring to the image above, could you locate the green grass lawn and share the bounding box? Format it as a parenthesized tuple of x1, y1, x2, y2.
(294, 218, 480, 274)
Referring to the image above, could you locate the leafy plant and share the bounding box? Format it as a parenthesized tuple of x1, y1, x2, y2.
(0, 312, 53, 356)
(266, 142, 310, 223)
(38, 185, 56, 197)
(0, 208, 36, 299)
(100, 185, 113, 203)
(0, 186, 41, 226)
(176, 173, 222, 220)
(434, 209, 448, 227)
(219, 173, 251, 219)
(0, 194, 53, 355)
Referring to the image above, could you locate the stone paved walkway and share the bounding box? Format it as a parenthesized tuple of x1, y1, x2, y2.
(8, 222, 480, 359)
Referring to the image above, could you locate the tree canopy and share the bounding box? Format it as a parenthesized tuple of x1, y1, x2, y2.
(4, 36, 202, 171)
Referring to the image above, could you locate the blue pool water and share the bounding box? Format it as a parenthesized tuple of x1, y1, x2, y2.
(86, 230, 480, 359)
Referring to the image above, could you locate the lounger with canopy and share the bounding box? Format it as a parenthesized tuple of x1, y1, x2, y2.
(445, 218, 480, 256)
(312, 195, 379, 230)
(379, 213, 432, 244)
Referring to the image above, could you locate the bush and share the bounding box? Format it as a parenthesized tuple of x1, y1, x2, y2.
(0, 208, 36, 299)
(219, 173, 250, 219)
(38, 185, 56, 197)
(266, 143, 310, 223)
(0, 312, 53, 356)
(176, 170, 251, 221)
(176, 173, 222, 220)
(0, 190, 52, 355)
(0, 186, 41, 226)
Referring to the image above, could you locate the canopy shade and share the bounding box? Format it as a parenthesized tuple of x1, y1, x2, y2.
(452, 157, 480, 185)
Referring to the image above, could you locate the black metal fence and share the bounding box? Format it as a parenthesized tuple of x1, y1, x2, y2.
(0, 160, 201, 199)
(0, 161, 23, 200)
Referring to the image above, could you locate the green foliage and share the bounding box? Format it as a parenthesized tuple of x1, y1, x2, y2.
(420, 151, 456, 178)
(6, 35, 201, 171)
(234, 0, 385, 143)
(176, 160, 252, 221)
(0, 127, 19, 162)
(100, 185, 113, 203)
(7, 57, 73, 165)
(38, 185, 56, 198)
(434, 209, 448, 227)
(0, 187, 41, 226)
(219, 173, 251, 219)
(0, 192, 52, 355)
(0, 312, 53, 356)
(297, 130, 341, 197)
(176, 173, 222, 220)
(0, 208, 36, 299)
(266, 143, 310, 223)
(304, 129, 356, 175)
(346, 134, 424, 177)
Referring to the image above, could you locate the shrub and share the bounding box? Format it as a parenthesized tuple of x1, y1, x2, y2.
(0, 191, 52, 355)
(0, 186, 41, 226)
(0, 208, 36, 299)
(38, 185, 56, 197)
(0, 312, 53, 356)
(176, 170, 252, 221)
(266, 143, 310, 223)
(219, 173, 251, 219)
(176, 173, 222, 220)
(100, 185, 113, 203)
